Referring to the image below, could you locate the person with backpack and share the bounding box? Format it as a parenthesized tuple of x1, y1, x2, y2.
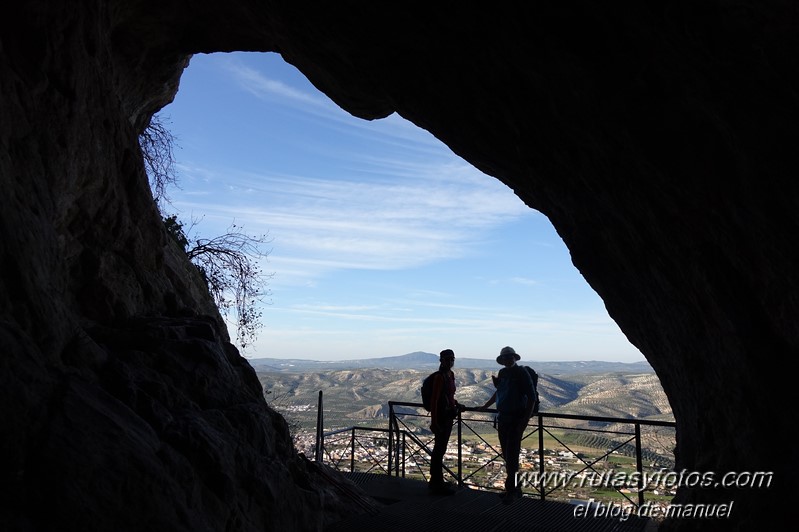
(481, 346, 536, 503)
(426, 348, 464, 494)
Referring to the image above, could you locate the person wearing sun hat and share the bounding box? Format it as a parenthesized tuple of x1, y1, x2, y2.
(482, 346, 535, 503)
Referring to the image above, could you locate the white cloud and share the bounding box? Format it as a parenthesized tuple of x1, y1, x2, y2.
(172, 55, 538, 289)
(249, 303, 644, 362)
(172, 158, 534, 284)
(223, 60, 327, 108)
(511, 277, 539, 286)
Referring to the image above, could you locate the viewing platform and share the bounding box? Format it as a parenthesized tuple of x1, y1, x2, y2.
(326, 472, 657, 532)
(314, 395, 675, 531)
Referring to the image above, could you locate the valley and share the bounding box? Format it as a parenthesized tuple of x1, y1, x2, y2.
(252, 353, 673, 436)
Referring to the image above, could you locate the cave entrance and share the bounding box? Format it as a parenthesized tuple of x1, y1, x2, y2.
(157, 51, 644, 368)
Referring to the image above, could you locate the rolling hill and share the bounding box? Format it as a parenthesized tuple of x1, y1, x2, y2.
(253, 354, 672, 432)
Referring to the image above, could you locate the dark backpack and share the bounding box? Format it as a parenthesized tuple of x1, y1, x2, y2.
(421, 371, 438, 411)
(523, 365, 541, 413)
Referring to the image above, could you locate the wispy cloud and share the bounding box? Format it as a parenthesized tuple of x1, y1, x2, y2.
(176, 55, 537, 287)
(223, 60, 327, 108)
(173, 157, 534, 285)
(279, 304, 615, 334)
(251, 302, 640, 360)
(220, 54, 459, 158)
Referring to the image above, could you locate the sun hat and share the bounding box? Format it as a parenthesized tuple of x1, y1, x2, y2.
(496, 346, 521, 364)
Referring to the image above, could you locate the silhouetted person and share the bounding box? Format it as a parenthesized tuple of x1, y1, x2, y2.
(428, 348, 464, 495)
(482, 346, 535, 503)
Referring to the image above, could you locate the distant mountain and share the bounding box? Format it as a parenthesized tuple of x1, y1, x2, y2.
(247, 352, 654, 375)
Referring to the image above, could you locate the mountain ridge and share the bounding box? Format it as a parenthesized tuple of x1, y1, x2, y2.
(248, 351, 653, 375)
(256, 365, 672, 431)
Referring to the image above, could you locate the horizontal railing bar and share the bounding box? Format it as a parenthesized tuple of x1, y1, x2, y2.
(323, 426, 392, 437)
(388, 401, 676, 428)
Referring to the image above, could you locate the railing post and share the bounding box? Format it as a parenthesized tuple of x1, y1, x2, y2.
(401, 431, 406, 477)
(388, 402, 395, 476)
(538, 413, 545, 500)
(457, 409, 463, 487)
(635, 422, 644, 508)
(351, 427, 356, 472)
(315, 390, 324, 463)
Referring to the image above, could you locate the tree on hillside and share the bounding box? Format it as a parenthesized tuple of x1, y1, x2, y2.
(141, 113, 272, 351)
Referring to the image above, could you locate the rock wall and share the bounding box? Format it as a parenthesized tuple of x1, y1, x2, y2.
(1, 2, 375, 530)
(2, 1, 798, 531)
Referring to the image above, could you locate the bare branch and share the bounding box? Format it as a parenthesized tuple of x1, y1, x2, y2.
(139, 113, 272, 351)
(185, 222, 274, 350)
(139, 113, 180, 208)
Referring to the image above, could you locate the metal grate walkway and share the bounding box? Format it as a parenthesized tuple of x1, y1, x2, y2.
(325, 473, 656, 532)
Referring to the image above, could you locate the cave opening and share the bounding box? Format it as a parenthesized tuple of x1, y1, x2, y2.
(158, 51, 645, 368)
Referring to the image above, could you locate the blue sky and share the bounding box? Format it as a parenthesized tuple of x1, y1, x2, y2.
(160, 52, 644, 363)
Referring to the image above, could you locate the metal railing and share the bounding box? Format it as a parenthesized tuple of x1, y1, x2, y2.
(316, 396, 676, 511)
